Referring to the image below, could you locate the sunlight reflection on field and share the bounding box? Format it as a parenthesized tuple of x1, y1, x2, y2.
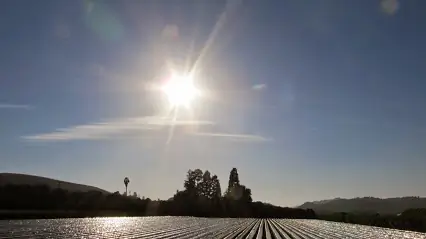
(2, 217, 425, 238)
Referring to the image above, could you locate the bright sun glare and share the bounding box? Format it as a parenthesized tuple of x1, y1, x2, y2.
(162, 73, 200, 108)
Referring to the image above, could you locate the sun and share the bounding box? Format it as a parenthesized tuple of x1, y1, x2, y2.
(161, 73, 200, 108)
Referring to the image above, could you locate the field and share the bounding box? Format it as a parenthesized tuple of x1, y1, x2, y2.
(2, 217, 425, 238)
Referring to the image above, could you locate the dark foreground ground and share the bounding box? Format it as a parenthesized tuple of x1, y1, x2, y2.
(2, 217, 425, 238)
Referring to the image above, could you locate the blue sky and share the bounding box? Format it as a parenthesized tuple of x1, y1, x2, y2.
(1, 0, 426, 206)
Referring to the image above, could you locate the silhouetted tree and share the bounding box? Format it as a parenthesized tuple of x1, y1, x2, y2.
(198, 170, 212, 199)
(225, 168, 239, 199)
(124, 177, 130, 196)
(211, 175, 222, 199)
(184, 169, 203, 196)
(0, 168, 327, 224)
(227, 168, 239, 189)
(240, 185, 252, 203)
(225, 168, 252, 202)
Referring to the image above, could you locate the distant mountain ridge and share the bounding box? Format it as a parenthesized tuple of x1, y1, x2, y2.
(0, 173, 109, 194)
(298, 197, 426, 214)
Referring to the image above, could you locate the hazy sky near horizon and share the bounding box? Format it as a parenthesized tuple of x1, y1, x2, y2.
(1, 0, 426, 207)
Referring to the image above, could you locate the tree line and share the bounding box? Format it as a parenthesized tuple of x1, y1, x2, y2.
(1, 168, 426, 232)
(319, 209, 426, 233)
(0, 167, 315, 220)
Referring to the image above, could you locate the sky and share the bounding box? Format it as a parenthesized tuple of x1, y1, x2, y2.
(1, 0, 426, 207)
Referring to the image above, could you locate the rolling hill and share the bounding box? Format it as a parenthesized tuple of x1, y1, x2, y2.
(298, 197, 426, 214)
(0, 173, 109, 194)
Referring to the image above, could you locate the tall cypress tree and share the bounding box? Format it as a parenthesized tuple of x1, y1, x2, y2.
(226, 168, 240, 199)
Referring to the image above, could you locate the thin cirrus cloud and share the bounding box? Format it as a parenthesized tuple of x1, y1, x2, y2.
(0, 104, 33, 110)
(21, 116, 270, 143)
(252, 84, 267, 91)
(191, 132, 272, 142)
(21, 116, 214, 142)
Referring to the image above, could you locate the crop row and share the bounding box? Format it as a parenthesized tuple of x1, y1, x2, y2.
(1, 217, 425, 238)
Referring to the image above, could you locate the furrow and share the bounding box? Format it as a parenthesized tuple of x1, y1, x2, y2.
(1, 217, 425, 238)
(264, 219, 272, 239)
(235, 219, 259, 239)
(268, 219, 293, 239)
(245, 219, 261, 239)
(256, 219, 264, 239)
(271, 220, 304, 239)
(222, 219, 257, 239)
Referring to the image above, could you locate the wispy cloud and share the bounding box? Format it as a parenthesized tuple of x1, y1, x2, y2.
(380, 0, 400, 15)
(22, 115, 270, 143)
(22, 116, 214, 142)
(191, 132, 272, 142)
(0, 104, 33, 110)
(252, 84, 267, 91)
